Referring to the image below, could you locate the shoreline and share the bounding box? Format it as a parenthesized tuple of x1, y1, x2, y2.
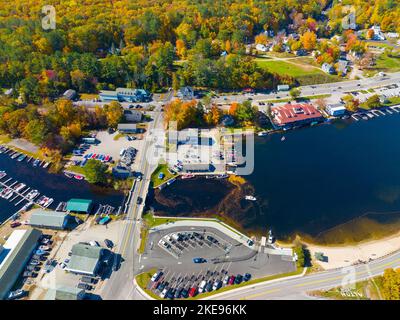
(303, 230, 400, 270)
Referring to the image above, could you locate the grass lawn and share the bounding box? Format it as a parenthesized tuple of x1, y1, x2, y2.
(364, 53, 400, 77)
(135, 268, 160, 299)
(383, 96, 400, 106)
(255, 59, 341, 85)
(310, 276, 383, 300)
(150, 163, 178, 188)
(79, 93, 99, 100)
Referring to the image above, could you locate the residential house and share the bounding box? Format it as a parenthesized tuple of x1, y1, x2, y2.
(62, 89, 77, 101)
(123, 110, 143, 123)
(322, 63, 335, 74)
(326, 103, 347, 117)
(177, 86, 195, 100)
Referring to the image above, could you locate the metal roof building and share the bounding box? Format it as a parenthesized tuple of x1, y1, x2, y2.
(45, 285, 86, 300)
(0, 229, 42, 300)
(65, 243, 105, 276)
(29, 210, 69, 230)
(66, 199, 93, 213)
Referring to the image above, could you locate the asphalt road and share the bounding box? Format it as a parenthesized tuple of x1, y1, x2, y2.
(206, 250, 400, 300)
(213, 71, 400, 104)
(100, 100, 165, 300)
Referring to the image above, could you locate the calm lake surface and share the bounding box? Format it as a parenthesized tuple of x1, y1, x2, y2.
(0, 152, 125, 223)
(153, 113, 400, 240)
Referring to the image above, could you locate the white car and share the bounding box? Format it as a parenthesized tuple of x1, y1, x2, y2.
(198, 280, 207, 293)
(151, 272, 160, 282)
(89, 241, 100, 247)
(59, 262, 67, 270)
(160, 287, 168, 298)
(223, 275, 229, 285)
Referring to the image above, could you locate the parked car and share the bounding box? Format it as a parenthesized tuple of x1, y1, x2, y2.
(136, 197, 143, 205)
(234, 274, 243, 284)
(228, 276, 235, 285)
(212, 280, 222, 291)
(188, 287, 197, 297)
(89, 240, 100, 247)
(174, 287, 183, 299)
(160, 287, 169, 298)
(223, 275, 230, 285)
(104, 239, 114, 249)
(81, 276, 97, 284)
(7, 289, 27, 300)
(243, 273, 251, 282)
(151, 271, 163, 282)
(10, 222, 21, 228)
(193, 257, 207, 264)
(167, 288, 175, 299)
(112, 254, 121, 271)
(77, 283, 93, 290)
(181, 288, 189, 298)
(206, 281, 213, 292)
(198, 280, 207, 293)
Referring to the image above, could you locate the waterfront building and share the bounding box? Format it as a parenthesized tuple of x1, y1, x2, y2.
(0, 229, 42, 299)
(66, 199, 93, 214)
(62, 89, 77, 101)
(270, 103, 324, 129)
(99, 88, 151, 103)
(29, 210, 69, 230)
(65, 243, 106, 276)
(326, 104, 347, 117)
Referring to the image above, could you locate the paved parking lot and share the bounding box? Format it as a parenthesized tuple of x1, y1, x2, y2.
(141, 226, 296, 299)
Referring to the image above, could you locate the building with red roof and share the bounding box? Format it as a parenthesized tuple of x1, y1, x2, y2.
(270, 103, 324, 129)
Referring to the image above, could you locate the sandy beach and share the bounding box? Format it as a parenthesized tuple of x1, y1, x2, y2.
(305, 231, 400, 270)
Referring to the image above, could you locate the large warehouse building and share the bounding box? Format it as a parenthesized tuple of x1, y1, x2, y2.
(0, 229, 42, 299)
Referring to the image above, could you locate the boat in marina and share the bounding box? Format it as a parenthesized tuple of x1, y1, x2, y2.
(26, 189, 39, 201)
(11, 152, 20, 159)
(36, 196, 53, 207)
(215, 174, 229, 179)
(181, 174, 195, 180)
(166, 178, 176, 186)
(0, 171, 6, 179)
(2, 188, 13, 199)
(43, 198, 54, 208)
(245, 195, 257, 201)
(64, 171, 74, 178)
(205, 175, 215, 179)
(74, 175, 84, 181)
(43, 162, 50, 169)
(17, 154, 27, 162)
(281, 136, 286, 141)
(13, 183, 26, 192)
(33, 159, 40, 167)
(258, 131, 269, 137)
(17, 201, 34, 213)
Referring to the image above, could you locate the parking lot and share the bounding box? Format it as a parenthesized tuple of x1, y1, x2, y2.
(141, 226, 296, 299)
(69, 130, 145, 172)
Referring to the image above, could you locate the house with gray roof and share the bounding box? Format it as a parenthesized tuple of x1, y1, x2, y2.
(65, 243, 105, 276)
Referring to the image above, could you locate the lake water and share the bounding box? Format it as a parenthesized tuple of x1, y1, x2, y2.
(152, 113, 400, 242)
(0, 152, 125, 223)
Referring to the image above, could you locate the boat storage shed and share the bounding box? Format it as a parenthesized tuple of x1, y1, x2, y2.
(0, 229, 42, 299)
(66, 199, 93, 213)
(29, 209, 69, 230)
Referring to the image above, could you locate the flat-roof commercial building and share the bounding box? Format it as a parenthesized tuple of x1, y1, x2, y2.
(29, 210, 69, 230)
(270, 103, 324, 129)
(99, 88, 151, 103)
(117, 123, 140, 133)
(0, 229, 42, 299)
(65, 243, 105, 276)
(66, 199, 93, 214)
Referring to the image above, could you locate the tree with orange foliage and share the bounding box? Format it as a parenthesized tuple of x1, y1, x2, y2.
(301, 31, 317, 51)
(176, 39, 186, 58)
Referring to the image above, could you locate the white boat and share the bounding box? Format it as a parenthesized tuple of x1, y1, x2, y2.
(258, 131, 268, 137)
(3, 189, 13, 199)
(13, 183, 26, 192)
(26, 189, 39, 200)
(281, 136, 286, 141)
(43, 162, 50, 169)
(43, 198, 54, 208)
(245, 195, 257, 201)
(268, 229, 274, 244)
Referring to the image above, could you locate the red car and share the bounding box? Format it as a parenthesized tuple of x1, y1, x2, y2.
(11, 222, 21, 228)
(188, 287, 197, 297)
(91, 154, 97, 159)
(228, 275, 235, 285)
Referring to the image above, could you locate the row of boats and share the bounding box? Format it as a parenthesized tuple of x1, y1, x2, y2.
(0, 145, 51, 169)
(63, 171, 85, 181)
(0, 171, 53, 208)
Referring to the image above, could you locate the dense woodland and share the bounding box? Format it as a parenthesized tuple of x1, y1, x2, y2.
(0, 0, 399, 103)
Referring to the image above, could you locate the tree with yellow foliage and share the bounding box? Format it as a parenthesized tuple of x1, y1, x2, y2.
(301, 31, 317, 51)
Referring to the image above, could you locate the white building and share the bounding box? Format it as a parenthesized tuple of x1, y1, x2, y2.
(326, 104, 347, 117)
(370, 25, 386, 41)
(255, 44, 268, 52)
